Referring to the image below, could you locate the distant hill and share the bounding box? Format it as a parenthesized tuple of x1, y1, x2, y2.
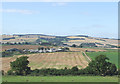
(1, 34, 119, 48)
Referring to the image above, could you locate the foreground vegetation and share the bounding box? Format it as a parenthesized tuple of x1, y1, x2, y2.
(2, 76, 118, 82)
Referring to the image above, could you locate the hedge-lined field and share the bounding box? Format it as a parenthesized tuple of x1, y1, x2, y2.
(2, 76, 118, 82)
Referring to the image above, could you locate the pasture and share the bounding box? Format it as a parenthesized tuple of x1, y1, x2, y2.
(2, 76, 118, 82)
(86, 50, 118, 68)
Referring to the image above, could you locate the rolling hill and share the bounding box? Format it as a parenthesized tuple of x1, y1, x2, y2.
(1, 34, 119, 48)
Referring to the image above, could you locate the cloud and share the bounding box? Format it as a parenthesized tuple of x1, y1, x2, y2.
(0, 9, 38, 14)
(52, 2, 67, 6)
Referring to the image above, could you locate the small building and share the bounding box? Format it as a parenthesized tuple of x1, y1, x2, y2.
(28, 49, 39, 53)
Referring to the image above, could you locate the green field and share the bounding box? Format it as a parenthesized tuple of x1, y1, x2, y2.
(2, 76, 118, 82)
(86, 50, 118, 68)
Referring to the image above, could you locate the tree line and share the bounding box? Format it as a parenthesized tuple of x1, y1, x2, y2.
(2, 42, 31, 45)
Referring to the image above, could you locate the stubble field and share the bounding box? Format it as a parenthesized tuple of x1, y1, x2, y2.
(1, 51, 91, 72)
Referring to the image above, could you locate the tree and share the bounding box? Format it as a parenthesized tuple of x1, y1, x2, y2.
(71, 66, 78, 71)
(86, 55, 117, 76)
(65, 47, 69, 51)
(71, 44, 77, 47)
(71, 66, 79, 75)
(38, 47, 44, 50)
(25, 42, 30, 45)
(10, 56, 31, 75)
(6, 42, 10, 45)
(14, 42, 17, 45)
(0, 70, 4, 75)
(18, 42, 21, 45)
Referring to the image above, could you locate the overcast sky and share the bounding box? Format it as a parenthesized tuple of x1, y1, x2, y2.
(2, 2, 118, 38)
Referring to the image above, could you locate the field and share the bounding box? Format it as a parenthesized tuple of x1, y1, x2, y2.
(1, 45, 118, 72)
(86, 50, 118, 68)
(2, 45, 46, 51)
(2, 34, 119, 47)
(1, 45, 118, 83)
(2, 76, 118, 82)
(66, 36, 118, 46)
(1, 52, 91, 72)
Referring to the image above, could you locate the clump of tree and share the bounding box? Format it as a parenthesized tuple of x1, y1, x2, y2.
(38, 47, 45, 50)
(84, 55, 117, 76)
(2, 51, 14, 57)
(2, 42, 32, 45)
(7, 56, 31, 75)
(36, 36, 68, 46)
(2, 49, 24, 57)
(71, 44, 77, 47)
(3, 37, 15, 40)
(79, 43, 97, 48)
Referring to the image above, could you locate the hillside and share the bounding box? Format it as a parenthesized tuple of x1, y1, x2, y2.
(1, 34, 119, 48)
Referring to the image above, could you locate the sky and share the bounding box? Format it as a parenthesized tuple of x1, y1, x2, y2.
(2, 2, 118, 38)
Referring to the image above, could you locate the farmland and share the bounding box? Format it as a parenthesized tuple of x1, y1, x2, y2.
(1, 52, 91, 72)
(86, 50, 118, 68)
(2, 34, 119, 48)
(2, 76, 118, 82)
(1, 41, 118, 83)
(2, 45, 107, 52)
(2, 45, 46, 51)
(1, 2, 119, 83)
(1, 45, 118, 72)
(1, 35, 118, 82)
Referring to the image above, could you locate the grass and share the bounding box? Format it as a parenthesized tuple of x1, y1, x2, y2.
(39, 39, 48, 42)
(2, 76, 118, 82)
(86, 50, 118, 68)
